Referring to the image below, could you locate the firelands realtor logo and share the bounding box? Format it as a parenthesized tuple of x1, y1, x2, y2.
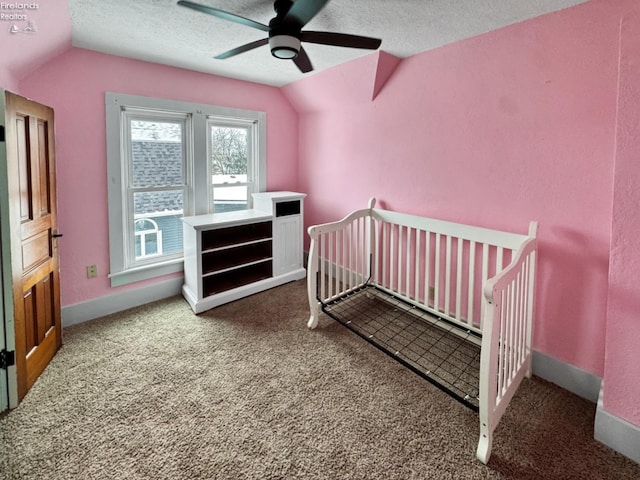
(1, 2, 39, 34)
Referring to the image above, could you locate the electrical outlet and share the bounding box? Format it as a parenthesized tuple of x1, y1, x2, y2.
(86, 264, 98, 279)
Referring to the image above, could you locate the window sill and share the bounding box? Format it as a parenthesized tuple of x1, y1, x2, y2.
(109, 258, 184, 287)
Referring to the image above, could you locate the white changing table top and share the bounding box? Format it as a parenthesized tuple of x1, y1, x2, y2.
(181, 209, 272, 230)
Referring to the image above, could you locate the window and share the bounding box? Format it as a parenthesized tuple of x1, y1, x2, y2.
(127, 112, 188, 266)
(106, 93, 266, 286)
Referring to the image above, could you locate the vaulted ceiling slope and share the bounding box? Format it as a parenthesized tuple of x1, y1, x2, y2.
(68, 0, 590, 87)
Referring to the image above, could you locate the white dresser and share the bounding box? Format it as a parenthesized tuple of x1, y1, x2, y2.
(182, 192, 306, 313)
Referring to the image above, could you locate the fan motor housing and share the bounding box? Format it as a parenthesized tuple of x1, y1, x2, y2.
(269, 34, 301, 59)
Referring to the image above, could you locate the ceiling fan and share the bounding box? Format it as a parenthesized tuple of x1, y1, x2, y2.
(176, 0, 382, 73)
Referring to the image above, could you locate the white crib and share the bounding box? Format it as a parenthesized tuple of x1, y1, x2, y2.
(306, 199, 537, 464)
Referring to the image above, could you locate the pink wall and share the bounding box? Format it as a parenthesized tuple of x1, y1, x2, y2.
(284, 0, 634, 379)
(18, 48, 298, 307)
(604, 9, 640, 426)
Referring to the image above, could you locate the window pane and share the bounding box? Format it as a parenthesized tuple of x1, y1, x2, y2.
(134, 219, 161, 259)
(143, 233, 159, 256)
(210, 125, 249, 213)
(213, 185, 248, 213)
(133, 191, 184, 258)
(134, 233, 160, 257)
(131, 120, 183, 187)
(211, 126, 248, 176)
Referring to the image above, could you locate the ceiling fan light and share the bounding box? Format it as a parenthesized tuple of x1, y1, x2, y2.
(269, 35, 300, 59)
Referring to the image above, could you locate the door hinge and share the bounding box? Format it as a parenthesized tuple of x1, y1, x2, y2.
(0, 349, 15, 369)
(0, 125, 5, 142)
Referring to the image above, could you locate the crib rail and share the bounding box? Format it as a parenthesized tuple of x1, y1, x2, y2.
(370, 208, 531, 335)
(306, 205, 374, 328)
(476, 228, 537, 463)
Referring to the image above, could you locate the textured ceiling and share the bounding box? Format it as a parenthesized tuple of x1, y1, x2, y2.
(69, 0, 589, 87)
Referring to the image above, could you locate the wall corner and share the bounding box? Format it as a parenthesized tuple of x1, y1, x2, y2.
(595, 383, 640, 465)
(371, 51, 402, 101)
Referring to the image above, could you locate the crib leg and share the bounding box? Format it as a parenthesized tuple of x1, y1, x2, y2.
(476, 424, 492, 464)
(307, 302, 320, 329)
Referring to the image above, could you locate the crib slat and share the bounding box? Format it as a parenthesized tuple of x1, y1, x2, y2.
(456, 238, 463, 324)
(365, 217, 370, 280)
(342, 228, 348, 290)
(346, 223, 352, 290)
(522, 257, 531, 363)
(369, 218, 380, 283)
(526, 254, 535, 364)
(467, 241, 476, 326)
(390, 224, 397, 291)
(497, 289, 506, 399)
(336, 231, 343, 296)
(406, 227, 413, 299)
(400, 225, 405, 296)
(355, 219, 360, 286)
(344, 227, 349, 290)
(359, 217, 364, 283)
(515, 278, 520, 375)
(328, 231, 334, 298)
(509, 278, 516, 382)
(395, 224, 401, 292)
(434, 233, 441, 313)
(351, 221, 356, 288)
(415, 229, 422, 302)
(506, 283, 513, 393)
(425, 231, 431, 307)
(320, 233, 326, 301)
(504, 283, 511, 390)
(336, 230, 340, 291)
(397, 224, 402, 292)
(506, 282, 513, 390)
(382, 222, 388, 289)
(445, 235, 452, 317)
(481, 244, 489, 330)
(350, 221, 358, 288)
(520, 264, 525, 364)
(517, 271, 523, 374)
(505, 286, 511, 396)
(351, 220, 356, 288)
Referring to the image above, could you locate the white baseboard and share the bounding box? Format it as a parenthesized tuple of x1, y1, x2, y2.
(595, 384, 640, 464)
(532, 352, 640, 465)
(532, 350, 602, 403)
(61, 277, 184, 328)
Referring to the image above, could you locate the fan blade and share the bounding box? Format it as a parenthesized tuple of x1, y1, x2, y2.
(293, 46, 313, 73)
(283, 0, 330, 28)
(177, 1, 269, 32)
(302, 31, 382, 50)
(215, 38, 269, 59)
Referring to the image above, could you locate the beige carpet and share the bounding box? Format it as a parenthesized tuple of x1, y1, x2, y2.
(1, 279, 638, 479)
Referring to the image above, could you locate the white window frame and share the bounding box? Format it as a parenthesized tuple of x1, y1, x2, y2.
(106, 93, 266, 287)
(124, 108, 190, 267)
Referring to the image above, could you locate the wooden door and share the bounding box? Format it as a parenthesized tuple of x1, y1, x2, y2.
(5, 91, 61, 402)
